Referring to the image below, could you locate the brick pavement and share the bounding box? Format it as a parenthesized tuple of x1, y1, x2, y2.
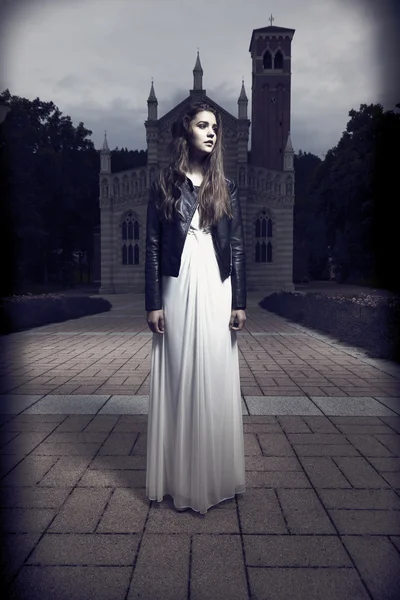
(0, 292, 400, 599)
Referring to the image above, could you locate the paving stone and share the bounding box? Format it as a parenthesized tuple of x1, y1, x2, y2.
(90, 455, 146, 469)
(51, 415, 95, 432)
(243, 422, 282, 433)
(329, 509, 400, 534)
(146, 501, 239, 534)
(7, 565, 132, 600)
(0, 420, 60, 434)
(294, 444, 361, 457)
(243, 534, 352, 567)
(374, 397, 400, 415)
(0, 487, 71, 508)
(245, 396, 321, 415)
(245, 456, 301, 471)
(31, 441, 102, 457)
(276, 416, 312, 433)
(248, 565, 370, 600)
(97, 488, 148, 533)
(368, 457, 400, 471)
(44, 431, 109, 444)
(342, 536, 400, 600)
(0, 453, 26, 478)
(1, 456, 58, 486)
(0, 431, 19, 448)
(190, 535, 248, 600)
(257, 434, 296, 456)
(277, 489, 336, 534)
(287, 433, 350, 444)
(97, 432, 135, 455)
(237, 489, 287, 534)
(98, 395, 149, 414)
(245, 471, 311, 487)
(318, 488, 400, 509)
(334, 456, 392, 487)
(379, 416, 400, 433)
(310, 396, 398, 416)
(0, 508, 56, 533)
(23, 395, 110, 414)
(299, 457, 352, 488)
(0, 533, 41, 585)
(28, 533, 139, 564)
(379, 471, 400, 488)
(127, 534, 189, 599)
(78, 469, 145, 488)
(345, 434, 395, 457)
(0, 395, 43, 414)
(373, 434, 400, 455)
(0, 432, 52, 455)
(8, 414, 66, 423)
(130, 433, 147, 455)
(82, 415, 119, 432)
(49, 488, 112, 533)
(38, 456, 92, 487)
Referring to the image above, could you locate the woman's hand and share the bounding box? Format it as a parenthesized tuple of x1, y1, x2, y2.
(147, 309, 165, 334)
(229, 309, 246, 331)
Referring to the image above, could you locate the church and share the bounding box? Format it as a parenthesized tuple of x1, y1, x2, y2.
(98, 21, 295, 294)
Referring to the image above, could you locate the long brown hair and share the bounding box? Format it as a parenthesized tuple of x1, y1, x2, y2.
(156, 101, 233, 228)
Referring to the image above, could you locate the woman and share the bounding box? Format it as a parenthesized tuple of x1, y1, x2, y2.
(145, 101, 246, 515)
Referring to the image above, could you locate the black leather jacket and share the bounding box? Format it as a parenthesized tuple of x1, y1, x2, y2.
(145, 176, 246, 312)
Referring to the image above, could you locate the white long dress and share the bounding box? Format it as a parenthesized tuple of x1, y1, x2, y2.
(146, 201, 246, 515)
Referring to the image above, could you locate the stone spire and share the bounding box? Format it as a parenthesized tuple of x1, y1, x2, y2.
(147, 78, 158, 121)
(193, 49, 203, 90)
(101, 131, 110, 153)
(238, 78, 248, 119)
(100, 130, 111, 173)
(283, 131, 294, 171)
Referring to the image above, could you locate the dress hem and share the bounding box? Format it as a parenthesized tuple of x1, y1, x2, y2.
(147, 487, 246, 515)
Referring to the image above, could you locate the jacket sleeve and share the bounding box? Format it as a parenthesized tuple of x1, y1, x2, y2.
(230, 181, 247, 310)
(145, 181, 163, 311)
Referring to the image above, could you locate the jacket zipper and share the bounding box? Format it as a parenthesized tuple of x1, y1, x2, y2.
(229, 244, 232, 276)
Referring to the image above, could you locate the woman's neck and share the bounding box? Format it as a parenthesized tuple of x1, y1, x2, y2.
(185, 158, 206, 186)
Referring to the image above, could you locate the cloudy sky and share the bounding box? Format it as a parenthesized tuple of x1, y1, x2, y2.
(1, 0, 398, 159)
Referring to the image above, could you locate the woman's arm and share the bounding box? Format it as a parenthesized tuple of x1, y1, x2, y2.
(230, 181, 247, 311)
(145, 181, 163, 312)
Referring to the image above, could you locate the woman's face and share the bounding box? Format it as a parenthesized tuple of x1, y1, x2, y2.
(188, 110, 218, 157)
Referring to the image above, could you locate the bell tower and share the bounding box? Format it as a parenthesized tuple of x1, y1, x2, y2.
(249, 17, 295, 171)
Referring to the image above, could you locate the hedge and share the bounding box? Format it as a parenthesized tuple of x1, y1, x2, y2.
(0, 294, 112, 334)
(259, 292, 400, 362)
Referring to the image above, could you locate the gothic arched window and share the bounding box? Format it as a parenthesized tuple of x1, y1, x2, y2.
(112, 177, 120, 197)
(274, 50, 284, 69)
(274, 179, 281, 195)
(101, 178, 108, 198)
(121, 211, 140, 265)
(139, 170, 146, 190)
(285, 177, 293, 195)
(263, 50, 272, 69)
(122, 175, 129, 195)
(255, 208, 273, 263)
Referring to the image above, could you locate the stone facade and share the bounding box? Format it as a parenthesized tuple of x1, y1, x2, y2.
(99, 23, 296, 294)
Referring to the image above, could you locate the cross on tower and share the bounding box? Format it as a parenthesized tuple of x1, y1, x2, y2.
(269, 13, 274, 26)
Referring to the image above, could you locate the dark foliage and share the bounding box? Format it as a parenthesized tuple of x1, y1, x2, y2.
(293, 102, 400, 291)
(259, 292, 400, 362)
(0, 294, 112, 334)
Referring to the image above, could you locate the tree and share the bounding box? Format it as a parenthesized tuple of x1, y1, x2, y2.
(0, 89, 100, 289)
